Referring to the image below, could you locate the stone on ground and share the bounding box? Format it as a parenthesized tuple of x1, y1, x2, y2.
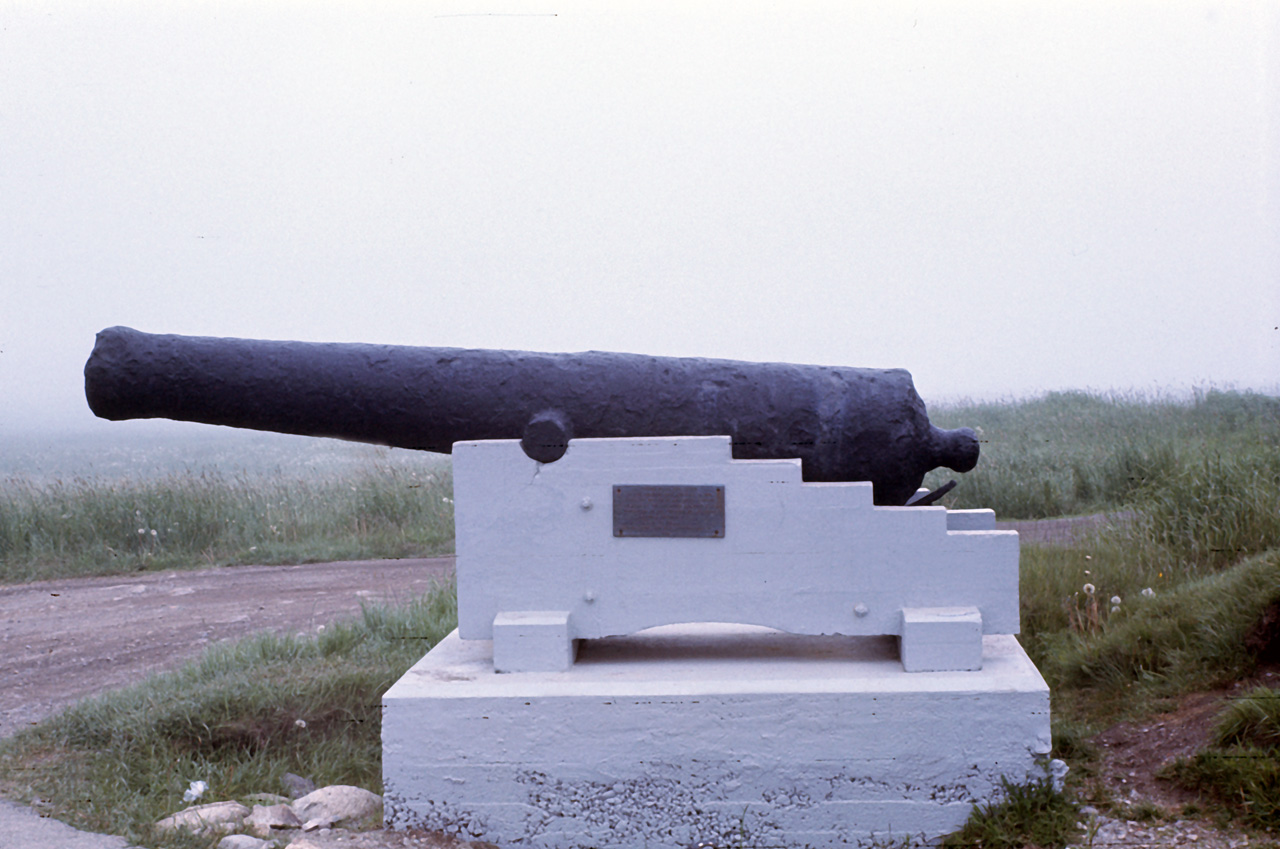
(281, 772, 317, 799)
(293, 786, 382, 830)
(245, 802, 303, 836)
(154, 800, 250, 835)
(217, 835, 276, 849)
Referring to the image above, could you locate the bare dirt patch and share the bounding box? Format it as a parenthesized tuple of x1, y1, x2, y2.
(1089, 667, 1280, 805)
(0, 558, 454, 738)
(1093, 688, 1239, 810)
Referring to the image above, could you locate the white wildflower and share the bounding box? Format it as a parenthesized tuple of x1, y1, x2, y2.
(1082, 583, 1095, 596)
(1111, 595, 1122, 605)
(1049, 758, 1069, 793)
(1141, 587, 1155, 598)
(183, 780, 207, 803)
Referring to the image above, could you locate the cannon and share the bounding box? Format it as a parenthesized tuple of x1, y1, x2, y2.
(84, 326, 978, 505)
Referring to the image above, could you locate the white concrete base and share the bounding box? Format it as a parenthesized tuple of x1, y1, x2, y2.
(383, 627, 1051, 848)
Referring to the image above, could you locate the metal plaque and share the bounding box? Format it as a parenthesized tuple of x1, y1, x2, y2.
(612, 485, 725, 538)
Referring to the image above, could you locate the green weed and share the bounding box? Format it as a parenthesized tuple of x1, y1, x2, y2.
(1214, 686, 1280, 749)
(941, 776, 1080, 849)
(1165, 745, 1280, 832)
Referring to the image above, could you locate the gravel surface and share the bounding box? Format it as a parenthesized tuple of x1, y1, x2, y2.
(996, 511, 1134, 546)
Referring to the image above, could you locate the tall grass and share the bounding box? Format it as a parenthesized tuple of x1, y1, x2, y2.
(924, 388, 1280, 519)
(1123, 449, 1280, 573)
(1035, 549, 1280, 696)
(0, 461, 454, 583)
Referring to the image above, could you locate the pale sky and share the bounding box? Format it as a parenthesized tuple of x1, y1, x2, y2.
(3, 0, 1278, 436)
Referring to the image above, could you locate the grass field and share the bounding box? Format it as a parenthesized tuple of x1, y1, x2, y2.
(924, 387, 1280, 521)
(0, 425, 455, 583)
(1, 389, 1279, 847)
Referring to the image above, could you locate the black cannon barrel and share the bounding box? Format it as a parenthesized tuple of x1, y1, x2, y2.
(85, 326, 978, 505)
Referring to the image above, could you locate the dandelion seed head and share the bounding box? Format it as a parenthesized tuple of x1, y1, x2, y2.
(1141, 587, 1155, 598)
(1111, 605, 1121, 614)
(1110, 596, 1121, 605)
(1083, 583, 1095, 596)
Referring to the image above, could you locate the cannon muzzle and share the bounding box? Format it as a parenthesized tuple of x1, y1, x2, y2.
(85, 326, 978, 505)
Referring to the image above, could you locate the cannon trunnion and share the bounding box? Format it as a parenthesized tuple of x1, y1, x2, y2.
(84, 326, 978, 505)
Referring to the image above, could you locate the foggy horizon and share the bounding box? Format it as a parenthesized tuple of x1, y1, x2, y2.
(3, 1, 1277, 436)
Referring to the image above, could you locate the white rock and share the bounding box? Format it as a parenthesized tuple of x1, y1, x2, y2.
(244, 802, 304, 836)
(292, 785, 382, 830)
(217, 835, 275, 849)
(155, 800, 250, 835)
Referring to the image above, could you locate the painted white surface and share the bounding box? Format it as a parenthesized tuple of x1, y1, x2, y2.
(454, 437, 1020, 649)
(946, 509, 997, 531)
(492, 611, 577, 673)
(899, 607, 984, 672)
(383, 627, 1051, 847)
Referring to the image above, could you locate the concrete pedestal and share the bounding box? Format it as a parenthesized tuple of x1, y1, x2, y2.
(383, 626, 1051, 848)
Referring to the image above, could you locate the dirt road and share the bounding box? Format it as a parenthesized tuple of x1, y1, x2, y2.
(0, 557, 454, 738)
